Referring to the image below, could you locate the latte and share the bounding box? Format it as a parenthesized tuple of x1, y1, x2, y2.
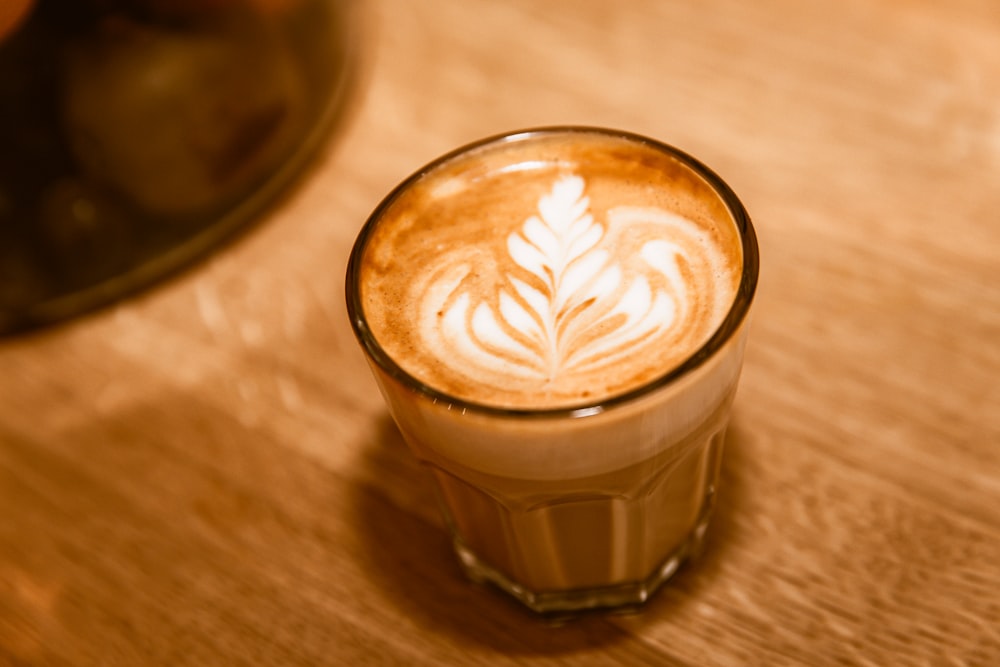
(347, 127, 758, 611)
(356, 130, 742, 409)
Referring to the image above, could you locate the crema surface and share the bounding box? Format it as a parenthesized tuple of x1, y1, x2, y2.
(357, 131, 742, 409)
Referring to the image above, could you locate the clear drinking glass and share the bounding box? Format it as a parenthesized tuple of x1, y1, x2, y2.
(346, 127, 758, 613)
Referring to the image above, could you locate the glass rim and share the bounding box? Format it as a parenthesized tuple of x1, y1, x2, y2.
(346, 125, 759, 420)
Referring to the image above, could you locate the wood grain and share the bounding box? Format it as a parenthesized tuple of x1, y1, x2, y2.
(2, 0, 998, 665)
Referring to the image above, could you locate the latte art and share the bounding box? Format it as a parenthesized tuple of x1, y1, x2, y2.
(414, 174, 733, 401)
(356, 129, 744, 408)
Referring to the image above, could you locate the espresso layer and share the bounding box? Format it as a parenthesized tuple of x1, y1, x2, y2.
(358, 130, 742, 409)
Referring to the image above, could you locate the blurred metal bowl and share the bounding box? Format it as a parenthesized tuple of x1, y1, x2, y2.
(0, 0, 363, 335)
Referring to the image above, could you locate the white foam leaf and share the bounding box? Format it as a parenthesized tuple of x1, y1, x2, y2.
(507, 233, 548, 277)
(499, 289, 542, 342)
(521, 216, 560, 260)
(510, 278, 548, 336)
(416, 176, 717, 389)
(559, 250, 611, 311)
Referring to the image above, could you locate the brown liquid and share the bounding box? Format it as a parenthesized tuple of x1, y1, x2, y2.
(427, 394, 731, 595)
(357, 129, 743, 409)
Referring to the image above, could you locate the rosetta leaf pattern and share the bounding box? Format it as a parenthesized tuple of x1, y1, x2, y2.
(426, 173, 691, 386)
(502, 176, 613, 377)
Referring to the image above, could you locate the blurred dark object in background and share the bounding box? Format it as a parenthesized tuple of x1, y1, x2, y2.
(0, 0, 359, 335)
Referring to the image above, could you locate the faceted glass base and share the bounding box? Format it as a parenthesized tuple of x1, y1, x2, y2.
(452, 508, 713, 614)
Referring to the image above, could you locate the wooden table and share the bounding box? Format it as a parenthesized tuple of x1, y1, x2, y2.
(2, 0, 998, 664)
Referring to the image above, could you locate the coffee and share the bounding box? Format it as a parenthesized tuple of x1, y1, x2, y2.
(347, 128, 758, 612)
(358, 131, 742, 409)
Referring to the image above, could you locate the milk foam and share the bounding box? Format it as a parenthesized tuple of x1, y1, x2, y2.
(420, 175, 729, 385)
(358, 131, 742, 408)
